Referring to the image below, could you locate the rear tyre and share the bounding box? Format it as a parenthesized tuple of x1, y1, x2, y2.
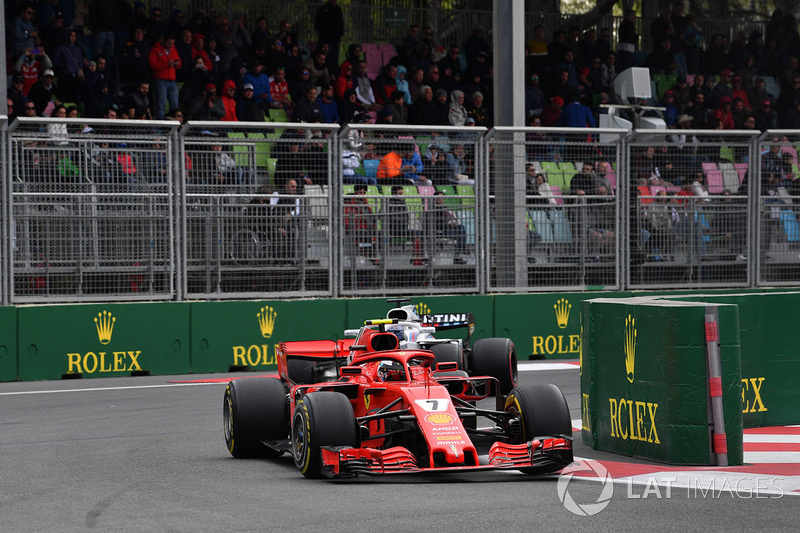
(504, 383, 573, 473)
(224, 377, 288, 458)
(469, 337, 518, 395)
(292, 392, 359, 478)
(430, 343, 465, 370)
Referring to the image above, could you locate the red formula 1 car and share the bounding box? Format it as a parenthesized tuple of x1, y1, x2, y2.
(223, 320, 573, 478)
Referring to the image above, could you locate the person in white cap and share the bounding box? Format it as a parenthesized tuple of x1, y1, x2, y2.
(28, 68, 62, 115)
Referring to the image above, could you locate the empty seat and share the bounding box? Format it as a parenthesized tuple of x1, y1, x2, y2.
(733, 162, 748, 183)
(706, 169, 725, 193)
(363, 159, 380, 179)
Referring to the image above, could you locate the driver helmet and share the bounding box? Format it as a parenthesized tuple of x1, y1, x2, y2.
(377, 360, 406, 382)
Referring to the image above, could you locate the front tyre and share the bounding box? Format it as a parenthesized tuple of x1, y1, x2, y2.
(224, 377, 288, 458)
(504, 383, 573, 473)
(470, 337, 517, 395)
(292, 392, 359, 478)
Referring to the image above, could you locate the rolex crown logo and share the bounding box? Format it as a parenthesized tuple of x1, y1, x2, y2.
(257, 306, 277, 338)
(625, 314, 636, 384)
(554, 298, 571, 329)
(94, 310, 116, 345)
(415, 303, 431, 317)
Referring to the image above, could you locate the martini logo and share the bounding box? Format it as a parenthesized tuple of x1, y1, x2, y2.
(257, 306, 277, 338)
(67, 310, 142, 375)
(555, 298, 571, 329)
(94, 310, 116, 344)
(625, 314, 636, 384)
(425, 413, 455, 425)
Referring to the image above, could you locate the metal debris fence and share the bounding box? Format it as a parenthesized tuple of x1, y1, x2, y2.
(1, 117, 798, 304)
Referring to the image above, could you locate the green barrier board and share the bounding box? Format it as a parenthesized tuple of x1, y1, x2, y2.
(653, 292, 800, 428)
(190, 299, 347, 373)
(581, 298, 742, 465)
(493, 292, 629, 360)
(0, 307, 18, 382)
(17, 303, 190, 380)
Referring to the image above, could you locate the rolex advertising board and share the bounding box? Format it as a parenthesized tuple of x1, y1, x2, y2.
(190, 299, 347, 373)
(652, 293, 800, 428)
(493, 292, 628, 360)
(0, 307, 17, 382)
(17, 303, 190, 380)
(581, 297, 742, 465)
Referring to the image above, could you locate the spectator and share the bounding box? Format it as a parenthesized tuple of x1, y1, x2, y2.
(731, 76, 751, 109)
(220, 79, 239, 121)
(448, 89, 467, 126)
(15, 48, 52, 97)
(424, 64, 442, 95)
(527, 169, 557, 205)
(395, 65, 412, 105)
(304, 50, 332, 89)
(710, 69, 734, 109)
(439, 44, 464, 85)
(754, 100, 777, 131)
(408, 85, 438, 125)
(704, 33, 728, 74)
(748, 77, 774, 109)
(120, 27, 151, 86)
(683, 14, 704, 75)
(557, 91, 596, 128)
(385, 90, 407, 125)
(8, 76, 27, 112)
(41, 11, 67, 57)
(377, 144, 404, 182)
(446, 144, 473, 184)
(540, 96, 563, 127)
(400, 144, 430, 185)
(294, 86, 323, 123)
(149, 34, 181, 119)
(525, 73, 546, 118)
(661, 90, 679, 127)
(433, 88, 450, 125)
(52, 30, 84, 103)
(342, 131, 373, 184)
(467, 91, 489, 127)
(645, 38, 675, 75)
(276, 19, 299, 52)
(343, 183, 378, 262)
(237, 83, 265, 121)
(84, 81, 116, 118)
(547, 29, 568, 69)
(407, 67, 425, 103)
(270, 68, 292, 110)
(334, 61, 355, 101)
(125, 81, 151, 119)
(346, 43, 363, 67)
(429, 191, 467, 264)
(11, 3, 39, 60)
(777, 75, 800, 117)
(145, 7, 166, 46)
(384, 185, 416, 242)
(87, 0, 125, 63)
(251, 16, 271, 48)
(242, 60, 273, 110)
(616, 9, 638, 71)
(190, 33, 212, 72)
(526, 24, 548, 69)
(213, 18, 240, 73)
(670, 76, 691, 112)
(354, 60, 377, 110)
(182, 56, 214, 110)
(230, 13, 252, 55)
(424, 143, 450, 184)
(175, 29, 194, 82)
(338, 88, 363, 124)
(291, 68, 314, 105)
(373, 63, 398, 106)
(315, 0, 344, 73)
(28, 69, 61, 115)
(188, 83, 225, 120)
(317, 84, 340, 124)
(732, 98, 748, 128)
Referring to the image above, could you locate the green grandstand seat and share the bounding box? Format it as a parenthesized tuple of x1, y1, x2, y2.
(269, 108, 290, 123)
(455, 185, 475, 205)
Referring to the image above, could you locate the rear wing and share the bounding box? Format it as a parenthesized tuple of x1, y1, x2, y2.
(421, 313, 475, 346)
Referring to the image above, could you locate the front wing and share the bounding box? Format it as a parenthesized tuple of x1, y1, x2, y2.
(319, 437, 572, 477)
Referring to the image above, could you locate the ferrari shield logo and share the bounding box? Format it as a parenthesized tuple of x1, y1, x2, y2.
(364, 392, 371, 410)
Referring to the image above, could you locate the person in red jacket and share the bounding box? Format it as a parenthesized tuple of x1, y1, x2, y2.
(220, 79, 238, 121)
(334, 61, 354, 100)
(149, 34, 181, 119)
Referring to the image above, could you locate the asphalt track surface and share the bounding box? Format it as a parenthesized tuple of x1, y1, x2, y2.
(2, 362, 800, 532)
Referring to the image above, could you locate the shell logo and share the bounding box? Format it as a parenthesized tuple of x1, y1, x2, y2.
(425, 413, 455, 425)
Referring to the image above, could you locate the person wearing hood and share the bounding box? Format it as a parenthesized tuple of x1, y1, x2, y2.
(718, 96, 735, 130)
(395, 65, 412, 105)
(334, 61, 354, 100)
(424, 143, 450, 184)
(84, 81, 116, 118)
(191, 32, 212, 71)
(448, 89, 467, 126)
(338, 88, 362, 124)
(188, 83, 226, 120)
(434, 88, 450, 125)
(220, 79, 239, 121)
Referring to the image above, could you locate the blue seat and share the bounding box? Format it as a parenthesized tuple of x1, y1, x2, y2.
(364, 159, 380, 180)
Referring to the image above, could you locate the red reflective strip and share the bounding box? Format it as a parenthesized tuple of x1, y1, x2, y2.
(713, 433, 728, 454)
(705, 321, 719, 342)
(708, 376, 723, 397)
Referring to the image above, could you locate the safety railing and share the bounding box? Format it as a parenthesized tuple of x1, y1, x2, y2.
(4, 118, 800, 303)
